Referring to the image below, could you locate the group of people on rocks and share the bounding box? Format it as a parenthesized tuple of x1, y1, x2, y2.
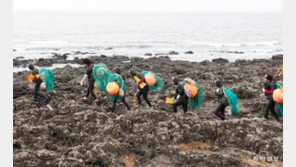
(26, 57, 283, 123)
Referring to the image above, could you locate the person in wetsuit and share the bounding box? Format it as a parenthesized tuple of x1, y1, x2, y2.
(264, 74, 281, 123)
(214, 79, 228, 120)
(129, 69, 152, 107)
(172, 77, 188, 113)
(80, 58, 99, 104)
(28, 64, 48, 103)
(108, 67, 131, 113)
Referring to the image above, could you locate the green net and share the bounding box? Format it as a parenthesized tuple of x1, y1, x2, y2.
(39, 68, 55, 92)
(275, 83, 283, 117)
(275, 83, 282, 89)
(93, 64, 111, 93)
(107, 73, 125, 102)
(142, 71, 164, 93)
(223, 88, 239, 115)
(183, 81, 204, 110)
(276, 103, 283, 117)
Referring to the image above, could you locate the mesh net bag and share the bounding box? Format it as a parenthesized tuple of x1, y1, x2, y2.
(39, 68, 55, 92)
(93, 64, 111, 93)
(107, 73, 125, 102)
(275, 83, 283, 117)
(142, 71, 164, 93)
(223, 88, 239, 115)
(182, 80, 204, 110)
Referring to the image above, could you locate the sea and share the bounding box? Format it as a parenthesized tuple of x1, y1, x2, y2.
(13, 11, 283, 63)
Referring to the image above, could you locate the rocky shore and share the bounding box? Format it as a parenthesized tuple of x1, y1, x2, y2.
(13, 54, 283, 166)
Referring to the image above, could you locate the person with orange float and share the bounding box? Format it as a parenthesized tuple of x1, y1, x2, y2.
(129, 69, 152, 108)
(106, 68, 131, 113)
(172, 77, 203, 113)
(263, 74, 282, 123)
(172, 77, 188, 113)
(27, 64, 49, 103)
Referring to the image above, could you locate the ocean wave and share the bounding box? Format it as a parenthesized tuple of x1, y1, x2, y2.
(189, 41, 282, 48)
(112, 45, 153, 49)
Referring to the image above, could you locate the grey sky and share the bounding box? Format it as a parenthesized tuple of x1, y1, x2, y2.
(13, 0, 283, 13)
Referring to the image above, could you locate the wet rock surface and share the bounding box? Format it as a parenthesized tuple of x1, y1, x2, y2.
(13, 55, 283, 166)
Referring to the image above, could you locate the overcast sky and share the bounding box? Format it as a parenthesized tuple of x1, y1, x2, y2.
(13, 0, 283, 13)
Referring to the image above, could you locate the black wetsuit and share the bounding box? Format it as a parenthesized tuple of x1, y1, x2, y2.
(32, 68, 45, 102)
(173, 83, 188, 113)
(264, 80, 280, 121)
(85, 64, 97, 99)
(136, 75, 152, 107)
(111, 96, 131, 112)
(214, 88, 228, 120)
(110, 72, 131, 112)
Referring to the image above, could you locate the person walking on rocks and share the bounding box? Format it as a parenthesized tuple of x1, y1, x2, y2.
(106, 69, 131, 113)
(129, 69, 152, 107)
(28, 64, 49, 103)
(172, 77, 188, 113)
(263, 74, 281, 123)
(172, 77, 204, 113)
(80, 58, 99, 104)
(214, 79, 228, 120)
(214, 79, 239, 120)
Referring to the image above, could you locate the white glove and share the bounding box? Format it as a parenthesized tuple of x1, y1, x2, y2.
(216, 88, 220, 93)
(176, 95, 180, 99)
(80, 80, 85, 86)
(119, 88, 124, 96)
(40, 82, 46, 89)
(80, 74, 88, 86)
(262, 88, 265, 93)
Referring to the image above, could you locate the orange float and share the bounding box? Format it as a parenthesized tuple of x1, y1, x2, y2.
(273, 89, 283, 103)
(27, 75, 35, 82)
(184, 83, 198, 97)
(106, 82, 120, 95)
(144, 73, 157, 86)
(26, 74, 39, 82)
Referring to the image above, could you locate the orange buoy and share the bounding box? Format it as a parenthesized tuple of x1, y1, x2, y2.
(273, 89, 283, 103)
(106, 82, 120, 95)
(27, 75, 35, 82)
(145, 73, 157, 86)
(184, 83, 198, 97)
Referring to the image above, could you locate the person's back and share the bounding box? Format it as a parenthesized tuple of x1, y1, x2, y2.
(28, 64, 48, 102)
(80, 58, 99, 104)
(264, 79, 276, 100)
(263, 74, 281, 123)
(86, 64, 94, 80)
(172, 77, 188, 113)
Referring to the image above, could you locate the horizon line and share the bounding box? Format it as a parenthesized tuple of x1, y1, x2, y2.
(13, 9, 283, 14)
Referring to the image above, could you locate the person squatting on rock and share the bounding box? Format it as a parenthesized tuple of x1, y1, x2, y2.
(28, 64, 49, 103)
(80, 58, 99, 104)
(263, 74, 281, 123)
(172, 77, 188, 113)
(214, 79, 228, 120)
(129, 69, 152, 107)
(108, 67, 131, 113)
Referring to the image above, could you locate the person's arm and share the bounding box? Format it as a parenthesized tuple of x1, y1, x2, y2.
(215, 88, 223, 96)
(80, 69, 88, 85)
(264, 82, 273, 95)
(174, 85, 181, 99)
(86, 65, 93, 76)
(137, 77, 145, 89)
